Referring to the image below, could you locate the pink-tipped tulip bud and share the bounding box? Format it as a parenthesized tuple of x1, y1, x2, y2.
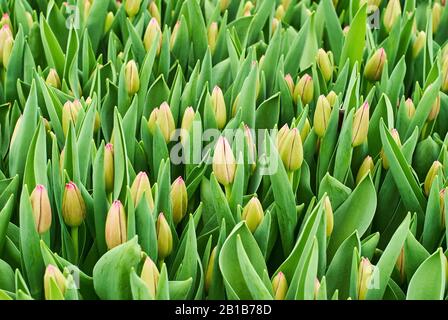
(62, 182, 86, 227)
(144, 18, 162, 55)
(2, 35, 13, 69)
(30, 185, 52, 235)
(105, 200, 127, 250)
(130, 171, 155, 210)
(44, 264, 66, 300)
(171, 177, 188, 225)
(272, 272, 288, 300)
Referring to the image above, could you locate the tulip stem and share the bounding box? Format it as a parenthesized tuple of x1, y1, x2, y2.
(225, 185, 232, 200)
(71, 227, 79, 265)
(287, 171, 294, 184)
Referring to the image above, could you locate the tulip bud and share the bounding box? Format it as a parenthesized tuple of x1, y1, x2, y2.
(208, 22, 218, 54)
(442, 59, 448, 93)
(180, 107, 195, 141)
(357, 258, 374, 300)
(404, 98, 416, 118)
(0, 25, 12, 65)
(279, 128, 303, 172)
(396, 247, 405, 283)
(105, 200, 127, 250)
(412, 31, 426, 58)
(171, 177, 188, 225)
(300, 118, 311, 142)
(428, 94, 441, 121)
(275, 5, 285, 20)
(141, 257, 159, 298)
(316, 49, 333, 82)
(433, 3, 442, 33)
(272, 272, 288, 300)
(104, 143, 114, 194)
(46, 68, 61, 89)
(149, 1, 161, 25)
(2, 35, 13, 69)
(83, 0, 92, 20)
(130, 171, 155, 209)
(213, 137, 236, 186)
(30, 185, 52, 235)
(62, 100, 82, 137)
(380, 129, 401, 169)
(44, 265, 66, 300)
(271, 18, 280, 35)
(157, 102, 176, 143)
(219, 0, 231, 12)
(424, 161, 443, 196)
(364, 48, 387, 82)
(356, 156, 375, 185)
(125, 0, 141, 18)
(352, 102, 370, 147)
(244, 125, 257, 172)
(211, 86, 227, 129)
(314, 95, 331, 138)
(170, 21, 180, 51)
(147, 108, 159, 134)
(144, 18, 162, 54)
(314, 278, 321, 300)
(125, 60, 140, 96)
(62, 182, 86, 228)
(26, 11, 35, 28)
(10, 115, 22, 148)
(323, 196, 334, 237)
(243, 1, 254, 16)
(326, 91, 338, 107)
(440, 188, 446, 228)
(284, 74, 295, 97)
(343, 26, 350, 36)
(157, 213, 173, 260)
(294, 74, 314, 105)
(383, 0, 401, 33)
(0, 14, 12, 30)
(205, 246, 217, 293)
(241, 197, 264, 233)
(104, 12, 114, 33)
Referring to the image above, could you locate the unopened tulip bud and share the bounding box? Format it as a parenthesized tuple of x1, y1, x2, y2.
(83, 0, 92, 20)
(442, 60, 448, 93)
(130, 171, 155, 209)
(314, 95, 332, 138)
(157, 102, 175, 143)
(323, 196, 333, 237)
(294, 74, 314, 105)
(396, 247, 405, 283)
(364, 48, 387, 82)
(62, 100, 82, 137)
(141, 257, 159, 298)
(244, 125, 257, 172)
(272, 272, 288, 300)
(428, 94, 441, 121)
(25, 12, 33, 28)
(241, 197, 264, 233)
(147, 108, 159, 134)
(357, 258, 374, 300)
(2, 35, 13, 68)
(211, 86, 227, 129)
(279, 128, 303, 172)
(352, 102, 370, 147)
(213, 137, 236, 186)
(243, 1, 254, 16)
(284, 74, 294, 97)
(0, 25, 12, 65)
(205, 246, 217, 293)
(157, 213, 173, 260)
(412, 31, 426, 58)
(275, 5, 285, 20)
(171, 177, 187, 225)
(125, 0, 141, 17)
(276, 124, 290, 150)
(404, 98, 416, 118)
(105, 200, 127, 250)
(181, 107, 195, 141)
(104, 143, 114, 194)
(301, 118, 311, 142)
(0, 14, 12, 30)
(125, 60, 140, 96)
(219, 0, 231, 12)
(144, 18, 162, 54)
(170, 21, 180, 51)
(149, 1, 161, 25)
(424, 161, 443, 196)
(383, 0, 401, 33)
(316, 49, 333, 82)
(208, 22, 218, 54)
(433, 3, 442, 33)
(380, 128, 401, 169)
(30, 185, 52, 234)
(356, 156, 374, 185)
(44, 265, 66, 300)
(46, 69, 61, 89)
(62, 182, 86, 227)
(440, 188, 446, 228)
(271, 18, 280, 35)
(314, 278, 321, 300)
(104, 12, 114, 33)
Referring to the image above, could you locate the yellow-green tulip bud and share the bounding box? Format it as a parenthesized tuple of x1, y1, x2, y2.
(181, 106, 195, 141)
(271, 18, 280, 35)
(46, 68, 61, 89)
(301, 118, 311, 142)
(356, 156, 375, 185)
(104, 12, 114, 34)
(352, 102, 370, 147)
(130, 171, 155, 210)
(364, 48, 387, 82)
(428, 94, 441, 121)
(243, 1, 254, 16)
(0, 25, 12, 65)
(171, 177, 188, 225)
(149, 1, 161, 25)
(323, 196, 334, 237)
(62, 100, 82, 137)
(147, 108, 159, 134)
(276, 124, 290, 150)
(275, 5, 285, 20)
(2, 35, 13, 69)
(244, 125, 257, 173)
(316, 49, 333, 82)
(104, 143, 114, 194)
(208, 22, 218, 54)
(141, 257, 159, 298)
(170, 21, 180, 51)
(157, 213, 173, 260)
(284, 74, 295, 97)
(442, 59, 448, 93)
(412, 31, 426, 58)
(125, 0, 141, 18)
(314, 95, 332, 138)
(383, 0, 401, 33)
(424, 161, 443, 196)
(357, 258, 374, 300)
(62, 182, 86, 228)
(279, 128, 303, 172)
(105, 200, 127, 250)
(440, 188, 446, 228)
(125, 60, 140, 96)
(272, 272, 288, 300)
(44, 265, 66, 300)
(219, 0, 231, 12)
(294, 74, 314, 105)
(144, 18, 162, 55)
(30, 184, 52, 235)
(157, 102, 176, 143)
(404, 98, 416, 119)
(25, 12, 33, 28)
(380, 128, 401, 169)
(326, 91, 338, 107)
(241, 197, 264, 233)
(213, 137, 236, 186)
(205, 246, 217, 293)
(433, 3, 442, 33)
(211, 86, 227, 129)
